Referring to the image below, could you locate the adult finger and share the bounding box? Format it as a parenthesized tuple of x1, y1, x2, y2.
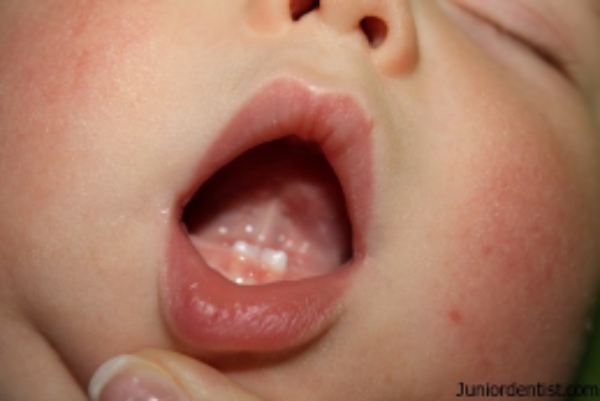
(88, 349, 263, 401)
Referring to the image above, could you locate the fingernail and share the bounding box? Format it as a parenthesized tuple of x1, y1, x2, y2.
(89, 355, 188, 401)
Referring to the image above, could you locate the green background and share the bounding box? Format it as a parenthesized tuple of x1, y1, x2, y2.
(572, 304, 600, 400)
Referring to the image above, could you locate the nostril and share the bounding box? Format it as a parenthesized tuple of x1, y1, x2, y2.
(290, 0, 320, 21)
(360, 16, 388, 48)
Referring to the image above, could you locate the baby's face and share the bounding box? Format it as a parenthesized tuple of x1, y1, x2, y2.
(1, 1, 599, 399)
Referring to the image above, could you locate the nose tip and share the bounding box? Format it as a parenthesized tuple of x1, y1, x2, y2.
(319, 0, 419, 75)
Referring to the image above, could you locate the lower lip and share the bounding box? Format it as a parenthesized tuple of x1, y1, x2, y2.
(161, 79, 374, 354)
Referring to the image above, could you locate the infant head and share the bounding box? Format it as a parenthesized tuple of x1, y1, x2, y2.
(0, 1, 599, 399)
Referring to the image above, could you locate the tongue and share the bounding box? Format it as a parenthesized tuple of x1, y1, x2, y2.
(184, 138, 352, 285)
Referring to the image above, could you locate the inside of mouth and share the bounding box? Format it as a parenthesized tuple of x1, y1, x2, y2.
(183, 136, 353, 286)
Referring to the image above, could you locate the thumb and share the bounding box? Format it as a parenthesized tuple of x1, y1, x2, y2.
(88, 349, 263, 401)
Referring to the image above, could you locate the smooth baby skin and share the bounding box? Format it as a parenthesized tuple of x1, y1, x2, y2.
(0, 0, 599, 400)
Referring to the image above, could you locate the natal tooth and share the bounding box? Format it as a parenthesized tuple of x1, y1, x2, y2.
(232, 240, 288, 274)
(233, 240, 261, 260)
(260, 248, 288, 274)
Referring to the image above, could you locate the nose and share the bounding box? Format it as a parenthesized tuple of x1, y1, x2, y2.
(319, 0, 418, 74)
(246, 0, 418, 76)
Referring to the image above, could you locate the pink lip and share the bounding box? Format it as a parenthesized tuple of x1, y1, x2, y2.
(162, 79, 374, 355)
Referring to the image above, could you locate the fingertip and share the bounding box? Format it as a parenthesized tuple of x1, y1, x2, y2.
(88, 355, 187, 401)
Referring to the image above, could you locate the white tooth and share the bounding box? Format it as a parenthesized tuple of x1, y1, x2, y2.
(233, 240, 249, 254)
(260, 248, 288, 274)
(233, 241, 261, 261)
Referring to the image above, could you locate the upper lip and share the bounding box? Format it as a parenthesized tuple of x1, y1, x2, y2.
(161, 78, 374, 358)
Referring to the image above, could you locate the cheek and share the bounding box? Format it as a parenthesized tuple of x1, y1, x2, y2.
(0, 3, 176, 382)
(454, 138, 586, 296)
(0, 1, 154, 249)
(0, 2, 156, 109)
(0, 1, 170, 217)
(430, 116, 599, 380)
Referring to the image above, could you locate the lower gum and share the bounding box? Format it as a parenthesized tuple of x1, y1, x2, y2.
(195, 240, 288, 285)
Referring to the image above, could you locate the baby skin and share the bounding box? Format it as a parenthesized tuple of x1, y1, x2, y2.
(0, 0, 599, 400)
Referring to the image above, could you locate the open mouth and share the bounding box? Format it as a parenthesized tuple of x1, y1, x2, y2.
(162, 79, 373, 354)
(183, 136, 353, 285)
